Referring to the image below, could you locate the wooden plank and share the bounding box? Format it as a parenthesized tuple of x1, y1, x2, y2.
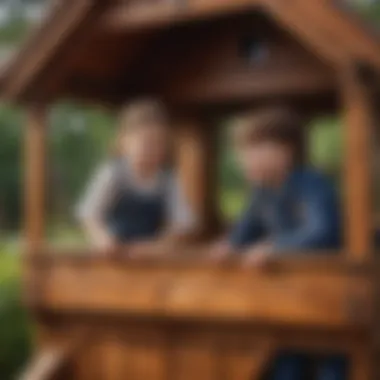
(25, 106, 47, 254)
(101, 337, 127, 380)
(222, 336, 276, 380)
(20, 333, 86, 380)
(264, 0, 346, 66)
(350, 342, 373, 380)
(167, 61, 334, 105)
(73, 340, 103, 380)
(39, 259, 372, 329)
(303, 0, 380, 68)
(171, 330, 220, 380)
(1, 0, 99, 101)
(175, 116, 219, 237)
(20, 347, 68, 380)
(121, 327, 168, 380)
(341, 64, 374, 261)
(102, 0, 260, 32)
(37, 247, 371, 272)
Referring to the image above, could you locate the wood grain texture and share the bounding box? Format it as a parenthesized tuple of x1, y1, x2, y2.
(1, 0, 98, 101)
(102, 0, 260, 32)
(35, 320, 371, 380)
(25, 106, 47, 254)
(37, 255, 373, 330)
(175, 116, 219, 237)
(341, 65, 374, 261)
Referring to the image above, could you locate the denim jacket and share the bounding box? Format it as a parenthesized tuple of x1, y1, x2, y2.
(229, 167, 341, 253)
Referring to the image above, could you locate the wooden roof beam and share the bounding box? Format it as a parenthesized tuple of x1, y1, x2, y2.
(0, 0, 102, 102)
(263, 0, 347, 67)
(101, 0, 261, 32)
(296, 0, 380, 69)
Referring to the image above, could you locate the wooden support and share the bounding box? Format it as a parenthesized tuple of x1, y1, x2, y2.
(38, 256, 372, 330)
(350, 342, 373, 380)
(102, 0, 259, 32)
(20, 332, 88, 380)
(341, 64, 374, 261)
(175, 115, 219, 238)
(25, 105, 47, 255)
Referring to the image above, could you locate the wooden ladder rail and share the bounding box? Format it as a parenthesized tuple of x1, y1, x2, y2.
(19, 332, 88, 380)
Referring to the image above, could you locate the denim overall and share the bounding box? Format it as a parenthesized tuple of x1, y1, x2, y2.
(106, 164, 166, 242)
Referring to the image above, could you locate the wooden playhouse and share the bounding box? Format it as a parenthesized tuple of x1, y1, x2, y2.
(1, 0, 380, 379)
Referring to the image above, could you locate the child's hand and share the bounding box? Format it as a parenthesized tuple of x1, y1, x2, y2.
(93, 234, 117, 255)
(243, 243, 274, 268)
(208, 240, 234, 261)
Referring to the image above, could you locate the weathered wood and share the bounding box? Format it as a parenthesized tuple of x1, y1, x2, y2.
(341, 65, 374, 261)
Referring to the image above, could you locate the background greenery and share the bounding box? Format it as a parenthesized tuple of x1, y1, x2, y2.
(0, 1, 378, 379)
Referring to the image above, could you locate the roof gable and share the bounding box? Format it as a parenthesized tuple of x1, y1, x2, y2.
(1, 0, 380, 105)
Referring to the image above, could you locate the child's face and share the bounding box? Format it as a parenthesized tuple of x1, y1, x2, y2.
(121, 124, 169, 172)
(236, 141, 293, 185)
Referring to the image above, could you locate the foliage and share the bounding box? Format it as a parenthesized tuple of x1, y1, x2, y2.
(0, 252, 32, 380)
(0, 18, 29, 45)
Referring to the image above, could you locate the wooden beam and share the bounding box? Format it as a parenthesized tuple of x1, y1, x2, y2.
(1, 0, 99, 102)
(38, 258, 372, 329)
(303, 0, 380, 69)
(166, 65, 334, 105)
(20, 332, 89, 380)
(102, 0, 259, 32)
(341, 64, 374, 261)
(25, 105, 47, 254)
(350, 342, 373, 380)
(175, 116, 220, 238)
(223, 336, 276, 380)
(264, 0, 345, 67)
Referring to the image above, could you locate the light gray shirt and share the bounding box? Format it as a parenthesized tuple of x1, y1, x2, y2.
(76, 161, 197, 233)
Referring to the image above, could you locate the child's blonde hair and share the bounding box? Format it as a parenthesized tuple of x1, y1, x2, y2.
(112, 98, 170, 157)
(232, 106, 305, 163)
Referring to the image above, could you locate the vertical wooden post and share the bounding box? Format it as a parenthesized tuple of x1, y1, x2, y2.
(175, 114, 219, 239)
(350, 342, 373, 380)
(342, 64, 374, 261)
(25, 105, 47, 255)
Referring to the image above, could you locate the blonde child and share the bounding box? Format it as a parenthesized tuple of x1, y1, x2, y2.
(77, 99, 196, 255)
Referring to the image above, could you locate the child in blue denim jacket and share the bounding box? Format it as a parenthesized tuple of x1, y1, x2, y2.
(212, 107, 346, 380)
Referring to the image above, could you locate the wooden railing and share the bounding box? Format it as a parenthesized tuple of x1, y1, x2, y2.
(26, 247, 373, 332)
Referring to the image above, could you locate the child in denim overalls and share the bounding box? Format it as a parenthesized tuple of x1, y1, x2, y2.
(212, 107, 346, 380)
(77, 99, 196, 254)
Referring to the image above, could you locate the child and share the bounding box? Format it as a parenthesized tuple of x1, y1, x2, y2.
(76, 99, 196, 255)
(212, 107, 346, 380)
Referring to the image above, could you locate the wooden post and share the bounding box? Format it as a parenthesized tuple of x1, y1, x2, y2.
(341, 64, 374, 261)
(175, 115, 219, 239)
(25, 105, 47, 255)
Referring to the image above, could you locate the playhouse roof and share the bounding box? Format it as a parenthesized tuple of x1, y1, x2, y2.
(1, 0, 380, 106)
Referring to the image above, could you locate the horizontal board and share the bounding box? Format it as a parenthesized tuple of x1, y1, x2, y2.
(102, 0, 261, 31)
(35, 254, 373, 330)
